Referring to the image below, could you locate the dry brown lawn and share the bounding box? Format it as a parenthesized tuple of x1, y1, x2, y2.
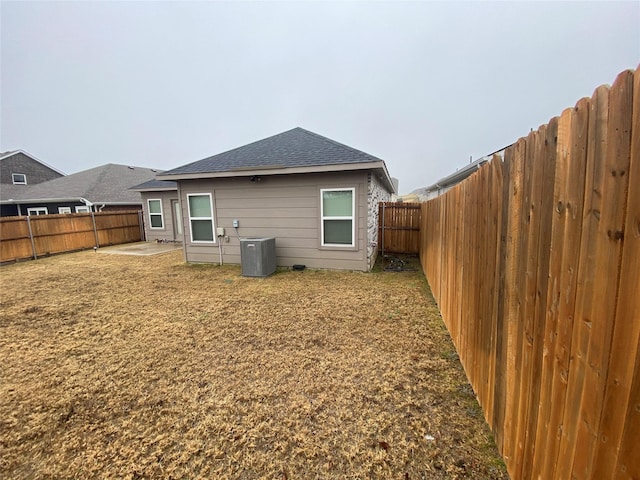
(0, 249, 507, 479)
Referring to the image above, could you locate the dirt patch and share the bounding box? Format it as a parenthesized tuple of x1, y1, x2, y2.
(0, 250, 507, 479)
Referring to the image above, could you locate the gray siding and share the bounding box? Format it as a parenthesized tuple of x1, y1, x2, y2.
(179, 171, 374, 271)
(0, 153, 63, 185)
(140, 191, 181, 243)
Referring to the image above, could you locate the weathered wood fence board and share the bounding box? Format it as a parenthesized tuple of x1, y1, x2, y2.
(419, 66, 639, 479)
(378, 202, 421, 254)
(0, 211, 143, 263)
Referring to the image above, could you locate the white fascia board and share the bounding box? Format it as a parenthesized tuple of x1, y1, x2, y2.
(1, 197, 83, 204)
(0, 150, 66, 176)
(158, 161, 391, 182)
(131, 187, 178, 192)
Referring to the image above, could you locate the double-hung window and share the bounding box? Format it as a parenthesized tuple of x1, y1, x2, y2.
(321, 188, 355, 247)
(147, 199, 164, 229)
(75, 206, 90, 213)
(58, 207, 72, 214)
(187, 193, 215, 243)
(27, 207, 48, 216)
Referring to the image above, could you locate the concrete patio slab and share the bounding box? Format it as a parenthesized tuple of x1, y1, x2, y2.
(96, 242, 183, 256)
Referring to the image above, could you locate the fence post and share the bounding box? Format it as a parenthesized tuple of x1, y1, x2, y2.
(25, 215, 37, 260)
(90, 211, 100, 248)
(138, 210, 145, 241)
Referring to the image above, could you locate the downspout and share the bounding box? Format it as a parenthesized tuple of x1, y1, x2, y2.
(81, 198, 99, 248)
(90, 211, 100, 248)
(138, 210, 145, 241)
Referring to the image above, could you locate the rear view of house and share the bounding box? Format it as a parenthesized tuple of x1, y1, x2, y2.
(146, 128, 395, 271)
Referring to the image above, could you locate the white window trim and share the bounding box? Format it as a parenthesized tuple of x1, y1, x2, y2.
(12, 173, 27, 185)
(320, 187, 355, 248)
(187, 193, 216, 244)
(75, 206, 90, 213)
(147, 199, 164, 229)
(58, 207, 72, 214)
(27, 207, 48, 216)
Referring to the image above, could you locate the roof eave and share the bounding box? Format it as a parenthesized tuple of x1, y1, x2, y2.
(1, 198, 142, 205)
(375, 161, 396, 194)
(130, 187, 178, 192)
(91, 201, 142, 205)
(159, 161, 394, 188)
(1, 197, 85, 205)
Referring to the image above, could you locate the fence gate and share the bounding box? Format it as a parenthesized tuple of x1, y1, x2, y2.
(378, 202, 421, 255)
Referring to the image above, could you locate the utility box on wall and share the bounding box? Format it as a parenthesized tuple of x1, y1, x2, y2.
(240, 237, 276, 277)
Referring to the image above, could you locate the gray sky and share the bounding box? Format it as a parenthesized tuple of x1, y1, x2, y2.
(1, 1, 638, 194)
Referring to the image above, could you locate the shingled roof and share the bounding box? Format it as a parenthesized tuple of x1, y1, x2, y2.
(1, 163, 161, 204)
(158, 128, 393, 189)
(130, 179, 177, 191)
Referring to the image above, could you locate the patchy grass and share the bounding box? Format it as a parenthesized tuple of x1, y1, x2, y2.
(0, 249, 507, 479)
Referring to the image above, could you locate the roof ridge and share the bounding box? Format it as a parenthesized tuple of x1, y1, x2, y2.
(213, 128, 302, 159)
(159, 128, 303, 174)
(296, 128, 383, 162)
(158, 127, 390, 181)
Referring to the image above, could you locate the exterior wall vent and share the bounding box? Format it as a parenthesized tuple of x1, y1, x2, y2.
(240, 237, 276, 277)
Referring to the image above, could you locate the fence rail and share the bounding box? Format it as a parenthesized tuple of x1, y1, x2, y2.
(419, 67, 639, 479)
(378, 202, 421, 254)
(0, 210, 144, 263)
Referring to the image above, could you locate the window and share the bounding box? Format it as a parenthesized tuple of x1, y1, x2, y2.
(58, 207, 72, 214)
(12, 173, 27, 185)
(187, 193, 215, 243)
(75, 206, 90, 213)
(27, 207, 48, 216)
(321, 188, 355, 247)
(147, 199, 164, 229)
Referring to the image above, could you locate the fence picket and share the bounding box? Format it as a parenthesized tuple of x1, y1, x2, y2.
(418, 66, 638, 479)
(0, 211, 143, 263)
(571, 69, 634, 479)
(378, 202, 421, 254)
(605, 63, 640, 480)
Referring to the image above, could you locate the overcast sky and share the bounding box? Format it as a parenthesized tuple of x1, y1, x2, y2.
(1, 1, 638, 194)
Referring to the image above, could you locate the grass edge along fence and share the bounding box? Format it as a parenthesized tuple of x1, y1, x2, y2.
(420, 66, 639, 480)
(0, 210, 144, 263)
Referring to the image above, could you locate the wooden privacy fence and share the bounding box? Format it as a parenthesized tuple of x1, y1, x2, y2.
(420, 67, 639, 480)
(378, 202, 421, 254)
(0, 210, 144, 263)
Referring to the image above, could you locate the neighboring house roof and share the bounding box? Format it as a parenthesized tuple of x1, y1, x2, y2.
(0, 184, 34, 200)
(0, 163, 162, 205)
(130, 179, 178, 192)
(158, 127, 395, 192)
(413, 144, 513, 199)
(0, 149, 66, 177)
(426, 157, 489, 193)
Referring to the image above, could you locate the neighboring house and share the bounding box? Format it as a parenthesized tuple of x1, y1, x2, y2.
(418, 158, 489, 200)
(0, 163, 161, 217)
(130, 180, 181, 243)
(410, 145, 512, 201)
(0, 150, 65, 186)
(0, 150, 66, 212)
(151, 127, 395, 271)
